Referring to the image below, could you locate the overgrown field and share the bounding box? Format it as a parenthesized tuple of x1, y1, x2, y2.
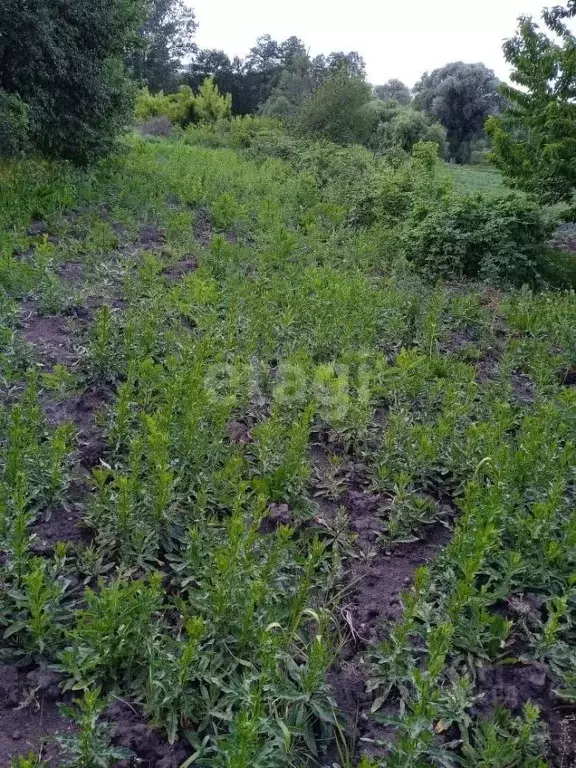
(0, 136, 575, 768)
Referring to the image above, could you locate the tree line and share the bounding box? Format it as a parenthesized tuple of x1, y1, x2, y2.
(1, 0, 575, 208)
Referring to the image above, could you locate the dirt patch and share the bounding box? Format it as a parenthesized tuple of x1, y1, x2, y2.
(561, 368, 576, 386)
(475, 663, 576, 768)
(42, 388, 110, 469)
(103, 700, 190, 768)
(31, 505, 85, 552)
(323, 465, 452, 755)
(139, 225, 165, 250)
(510, 370, 536, 405)
(226, 420, 253, 445)
(0, 665, 74, 767)
(194, 208, 213, 245)
(161, 259, 197, 281)
(57, 261, 85, 286)
(19, 305, 82, 369)
(260, 502, 293, 534)
(27, 220, 49, 238)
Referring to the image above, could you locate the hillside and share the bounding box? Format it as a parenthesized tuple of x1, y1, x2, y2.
(0, 135, 575, 767)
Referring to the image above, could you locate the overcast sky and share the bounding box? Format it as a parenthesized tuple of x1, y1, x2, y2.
(189, 0, 549, 86)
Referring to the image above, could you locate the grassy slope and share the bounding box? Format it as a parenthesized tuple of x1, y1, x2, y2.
(441, 163, 509, 196)
(0, 138, 575, 767)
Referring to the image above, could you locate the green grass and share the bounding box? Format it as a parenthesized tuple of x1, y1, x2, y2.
(0, 135, 575, 768)
(441, 162, 510, 196)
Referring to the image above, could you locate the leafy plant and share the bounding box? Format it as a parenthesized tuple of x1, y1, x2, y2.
(58, 687, 134, 768)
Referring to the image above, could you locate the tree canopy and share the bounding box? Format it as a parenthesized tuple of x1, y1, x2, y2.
(0, 0, 145, 162)
(375, 79, 412, 105)
(486, 1, 576, 206)
(296, 71, 372, 145)
(414, 62, 501, 162)
(127, 0, 197, 92)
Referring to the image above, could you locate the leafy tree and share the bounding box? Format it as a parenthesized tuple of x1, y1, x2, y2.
(296, 71, 372, 144)
(128, 0, 197, 92)
(0, 0, 145, 163)
(376, 107, 447, 155)
(414, 62, 501, 162)
(375, 79, 412, 104)
(486, 2, 576, 206)
(261, 56, 313, 117)
(187, 51, 256, 114)
(325, 51, 366, 78)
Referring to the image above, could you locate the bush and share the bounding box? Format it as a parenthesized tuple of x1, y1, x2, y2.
(0, 90, 29, 157)
(295, 71, 372, 145)
(374, 107, 447, 157)
(0, 0, 144, 163)
(135, 78, 231, 127)
(403, 194, 555, 285)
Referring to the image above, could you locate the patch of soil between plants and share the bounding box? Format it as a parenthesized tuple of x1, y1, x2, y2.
(0, 665, 74, 766)
(194, 208, 213, 245)
(103, 700, 190, 768)
(19, 305, 82, 369)
(474, 662, 576, 768)
(327, 484, 452, 760)
(42, 388, 110, 469)
(139, 225, 166, 250)
(161, 258, 197, 281)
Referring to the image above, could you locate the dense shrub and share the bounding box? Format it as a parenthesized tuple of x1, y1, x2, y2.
(136, 85, 195, 124)
(0, 90, 29, 157)
(0, 0, 145, 163)
(372, 106, 448, 157)
(295, 71, 372, 145)
(183, 115, 282, 149)
(403, 194, 555, 285)
(135, 78, 231, 126)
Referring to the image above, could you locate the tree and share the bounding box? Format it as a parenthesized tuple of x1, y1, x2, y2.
(375, 79, 412, 104)
(0, 0, 145, 163)
(261, 55, 313, 117)
(376, 107, 447, 155)
(128, 0, 197, 92)
(296, 71, 372, 144)
(486, 2, 576, 206)
(325, 51, 366, 79)
(414, 62, 501, 162)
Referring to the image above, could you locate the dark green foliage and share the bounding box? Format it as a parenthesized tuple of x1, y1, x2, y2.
(261, 57, 314, 118)
(486, 2, 576, 206)
(128, 0, 198, 92)
(403, 193, 554, 284)
(414, 62, 501, 163)
(188, 40, 366, 119)
(0, 90, 29, 157)
(0, 0, 145, 163)
(374, 79, 412, 105)
(296, 71, 372, 145)
(372, 105, 447, 156)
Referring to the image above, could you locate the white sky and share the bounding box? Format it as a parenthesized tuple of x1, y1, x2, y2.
(189, 0, 549, 86)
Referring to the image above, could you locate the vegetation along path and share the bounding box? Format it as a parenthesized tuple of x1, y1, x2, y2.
(0, 135, 575, 768)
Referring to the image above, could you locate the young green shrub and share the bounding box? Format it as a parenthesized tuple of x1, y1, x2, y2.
(60, 574, 163, 690)
(0, 90, 29, 157)
(193, 78, 232, 124)
(403, 194, 555, 286)
(58, 687, 134, 768)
